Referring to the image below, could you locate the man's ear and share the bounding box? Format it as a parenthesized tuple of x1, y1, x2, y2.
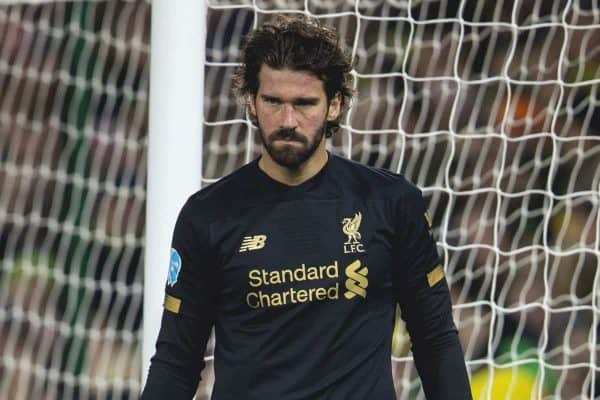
(327, 94, 341, 121)
(247, 94, 257, 117)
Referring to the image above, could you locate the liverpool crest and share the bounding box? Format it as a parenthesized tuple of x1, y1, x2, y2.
(342, 212, 365, 253)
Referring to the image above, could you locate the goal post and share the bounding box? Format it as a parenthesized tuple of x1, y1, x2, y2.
(143, 0, 207, 385)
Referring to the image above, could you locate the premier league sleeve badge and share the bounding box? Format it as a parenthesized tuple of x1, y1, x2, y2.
(167, 248, 182, 287)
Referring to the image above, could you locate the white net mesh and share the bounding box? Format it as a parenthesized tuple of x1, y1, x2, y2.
(1, 0, 599, 399)
(202, 1, 600, 399)
(0, 1, 148, 399)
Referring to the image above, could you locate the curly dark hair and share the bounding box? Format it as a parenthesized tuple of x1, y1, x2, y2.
(233, 14, 354, 137)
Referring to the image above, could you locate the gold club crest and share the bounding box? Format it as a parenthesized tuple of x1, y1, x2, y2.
(342, 212, 365, 253)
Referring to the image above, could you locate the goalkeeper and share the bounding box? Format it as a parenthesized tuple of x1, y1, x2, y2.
(142, 15, 472, 400)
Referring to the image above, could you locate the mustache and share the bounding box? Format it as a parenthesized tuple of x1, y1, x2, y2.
(270, 129, 307, 143)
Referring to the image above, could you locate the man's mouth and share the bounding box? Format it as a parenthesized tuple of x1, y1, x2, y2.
(271, 129, 305, 144)
(275, 137, 301, 142)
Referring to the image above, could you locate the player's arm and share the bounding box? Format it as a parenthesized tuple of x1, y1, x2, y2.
(392, 186, 472, 400)
(141, 200, 220, 399)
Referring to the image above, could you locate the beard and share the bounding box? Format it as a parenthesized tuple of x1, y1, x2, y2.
(257, 121, 327, 170)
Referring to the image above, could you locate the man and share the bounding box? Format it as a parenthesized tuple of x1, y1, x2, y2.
(142, 15, 472, 399)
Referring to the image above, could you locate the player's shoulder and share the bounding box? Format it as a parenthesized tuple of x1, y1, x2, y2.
(329, 153, 421, 199)
(179, 161, 259, 221)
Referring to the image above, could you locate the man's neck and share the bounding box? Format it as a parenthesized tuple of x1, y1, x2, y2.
(258, 144, 328, 186)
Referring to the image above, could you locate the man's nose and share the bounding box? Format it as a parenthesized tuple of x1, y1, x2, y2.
(280, 104, 298, 129)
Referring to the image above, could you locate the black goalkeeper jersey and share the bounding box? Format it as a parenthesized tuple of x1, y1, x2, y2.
(142, 153, 472, 400)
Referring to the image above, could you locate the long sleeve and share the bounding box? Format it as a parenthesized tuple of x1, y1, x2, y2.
(392, 186, 472, 400)
(397, 271, 472, 399)
(141, 200, 220, 399)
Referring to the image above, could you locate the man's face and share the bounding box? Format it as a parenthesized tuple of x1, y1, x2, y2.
(249, 64, 340, 169)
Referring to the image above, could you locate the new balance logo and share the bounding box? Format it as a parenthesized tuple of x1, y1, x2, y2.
(239, 235, 267, 252)
(344, 260, 368, 299)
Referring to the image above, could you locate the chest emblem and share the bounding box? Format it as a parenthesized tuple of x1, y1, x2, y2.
(342, 212, 365, 253)
(239, 234, 267, 252)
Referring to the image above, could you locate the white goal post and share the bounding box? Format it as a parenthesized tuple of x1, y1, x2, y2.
(0, 0, 598, 399)
(143, 0, 206, 386)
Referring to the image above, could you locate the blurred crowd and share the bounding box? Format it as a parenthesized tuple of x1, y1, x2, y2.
(0, 2, 148, 399)
(0, 1, 598, 399)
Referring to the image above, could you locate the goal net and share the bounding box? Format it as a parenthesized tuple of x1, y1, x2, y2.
(0, 0, 598, 399)
(0, 1, 148, 399)
(202, 1, 599, 399)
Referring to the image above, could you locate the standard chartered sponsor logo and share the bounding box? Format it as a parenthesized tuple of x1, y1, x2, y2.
(246, 260, 369, 309)
(246, 284, 340, 309)
(344, 260, 368, 299)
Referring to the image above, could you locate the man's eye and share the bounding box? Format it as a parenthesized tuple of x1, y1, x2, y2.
(265, 98, 280, 105)
(295, 101, 316, 107)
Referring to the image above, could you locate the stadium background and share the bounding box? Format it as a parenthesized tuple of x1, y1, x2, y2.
(0, 0, 598, 399)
